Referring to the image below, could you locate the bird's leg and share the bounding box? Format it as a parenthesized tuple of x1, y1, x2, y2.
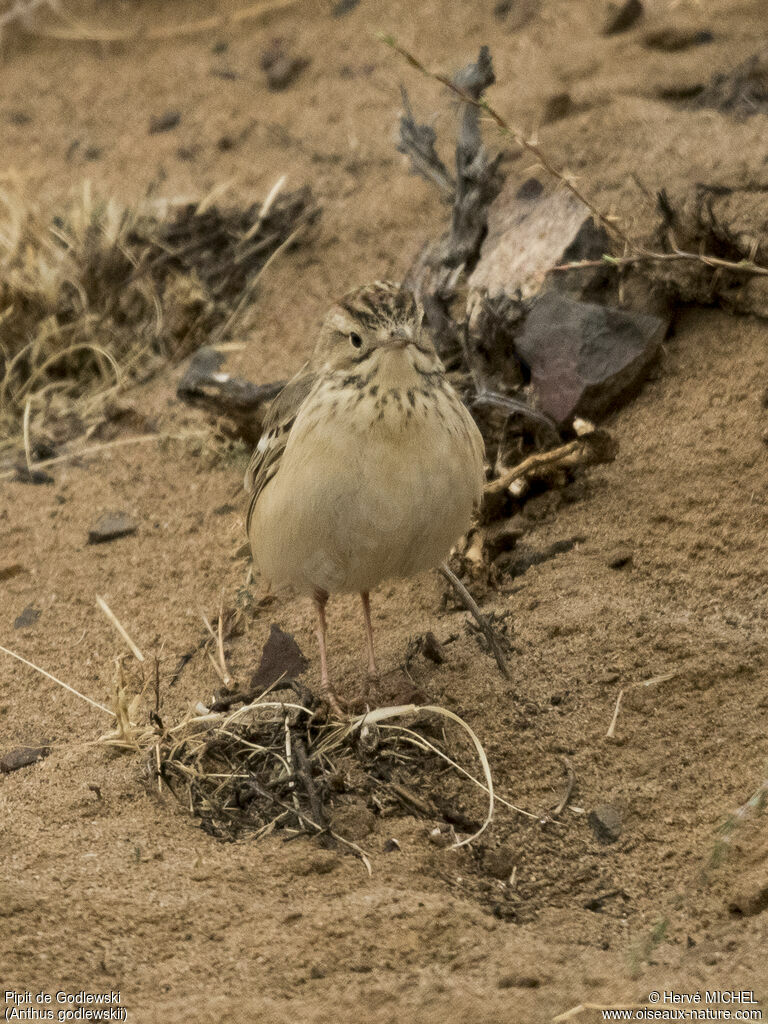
(313, 588, 344, 717)
(360, 591, 379, 679)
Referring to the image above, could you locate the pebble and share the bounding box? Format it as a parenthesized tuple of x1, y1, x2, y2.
(588, 803, 622, 843)
(0, 745, 50, 773)
(13, 606, 40, 629)
(87, 511, 138, 544)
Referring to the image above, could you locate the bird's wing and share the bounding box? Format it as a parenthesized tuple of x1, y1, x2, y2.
(244, 365, 315, 534)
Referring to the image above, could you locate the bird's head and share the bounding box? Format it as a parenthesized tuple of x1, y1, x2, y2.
(313, 281, 441, 377)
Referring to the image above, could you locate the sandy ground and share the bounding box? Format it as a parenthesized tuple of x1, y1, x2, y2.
(2, 1, 768, 1021)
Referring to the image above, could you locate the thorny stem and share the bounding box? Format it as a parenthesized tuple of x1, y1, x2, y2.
(383, 35, 768, 281)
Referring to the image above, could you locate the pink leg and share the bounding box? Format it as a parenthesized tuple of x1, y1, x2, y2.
(360, 591, 379, 678)
(313, 589, 344, 717)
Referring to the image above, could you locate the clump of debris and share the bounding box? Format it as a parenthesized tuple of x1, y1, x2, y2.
(0, 180, 318, 461)
(148, 625, 493, 862)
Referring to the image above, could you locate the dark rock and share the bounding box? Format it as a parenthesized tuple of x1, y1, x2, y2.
(542, 92, 573, 124)
(211, 40, 228, 54)
(259, 41, 310, 91)
(149, 111, 181, 134)
(13, 464, 54, 484)
(87, 512, 138, 544)
(516, 177, 543, 200)
(250, 623, 309, 693)
(644, 27, 713, 51)
(332, 0, 360, 14)
(84, 146, 102, 161)
(498, 973, 541, 989)
(514, 291, 665, 424)
(603, 0, 643, 35)
(213, 503, 236, 516)
(0, 564, 26, 581)
(210, 67, 238, 81)
(484, 844, 517, 880)
(606, 545, 633, 569)
(494, 0, 541, 30)
(383, 838, 401, 852)
(8, 110, 32, 126)
(0, 745, 50, 773)
(177, 347, 284, 446)
(588, 803, 622, 843)
(421, 631, 446, 664)
(217, 135, 236, 151)
(14, 606, 40, 629)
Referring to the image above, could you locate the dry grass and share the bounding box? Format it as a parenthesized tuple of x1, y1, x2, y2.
(0, 179, 317, 460)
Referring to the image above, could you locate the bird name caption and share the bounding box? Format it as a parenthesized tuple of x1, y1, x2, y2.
(3, 991, 127, 1022)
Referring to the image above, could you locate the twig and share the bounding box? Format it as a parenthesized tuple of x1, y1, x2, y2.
(0, 643, 114, 716)
(216, 593, 231, 688)
(245, 777, 372, 874)
(22, 398, 33, 476)
(96, 595, 145, 663)
(292, 735, 328, 830)
(438, 562, 509, 678)
(606, 671, 676, 738)
(384, 36, 768, 282)
(606, 689, 624, 739)
(0, 431, 208, 481)
(554, 246, 768, 278)
(552, 756, 575, 817)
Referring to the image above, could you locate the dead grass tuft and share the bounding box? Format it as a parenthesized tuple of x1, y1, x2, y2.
(0, 179, 318, 458)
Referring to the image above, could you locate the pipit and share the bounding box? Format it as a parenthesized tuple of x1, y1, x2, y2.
(245, 281, 485, 714)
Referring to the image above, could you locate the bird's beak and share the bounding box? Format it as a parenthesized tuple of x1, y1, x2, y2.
(384, 326, 411, 349)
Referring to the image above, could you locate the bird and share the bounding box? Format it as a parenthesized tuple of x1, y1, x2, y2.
(244, 281, 485, 714)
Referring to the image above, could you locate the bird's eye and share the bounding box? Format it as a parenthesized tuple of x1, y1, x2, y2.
(350, 332, 363, 349)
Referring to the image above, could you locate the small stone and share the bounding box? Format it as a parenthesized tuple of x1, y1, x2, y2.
(421, 631, 446, 664)
(761, 427, 768, 446)
(383, 838, 401, 853)
(0, 564, 26, 581)
(498, 973, 541, 989)
(484, 844, 517, 881)
(8, 110, 32, 125)
(14, 606, 40, 629)
(87, 511, 138, 544)
(515, 177, 544, 200)
(309, 965, 326, 979)
(603, 0, 643, 36)
(588, 803, 622, 843)
(14, 464, 54, 484)
(542, 92, 573, 124)
(214, 503, 236, 516)
(260, 41, 310, 91)
(643, 27, 713, 51)
(332, 0, 360, 14)
(606, 545, 633, 569)
(149, 110, 181, 134)
(0, 745, 50, 773)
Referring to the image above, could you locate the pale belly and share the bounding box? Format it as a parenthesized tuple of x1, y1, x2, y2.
(250, 389, 484, 594)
